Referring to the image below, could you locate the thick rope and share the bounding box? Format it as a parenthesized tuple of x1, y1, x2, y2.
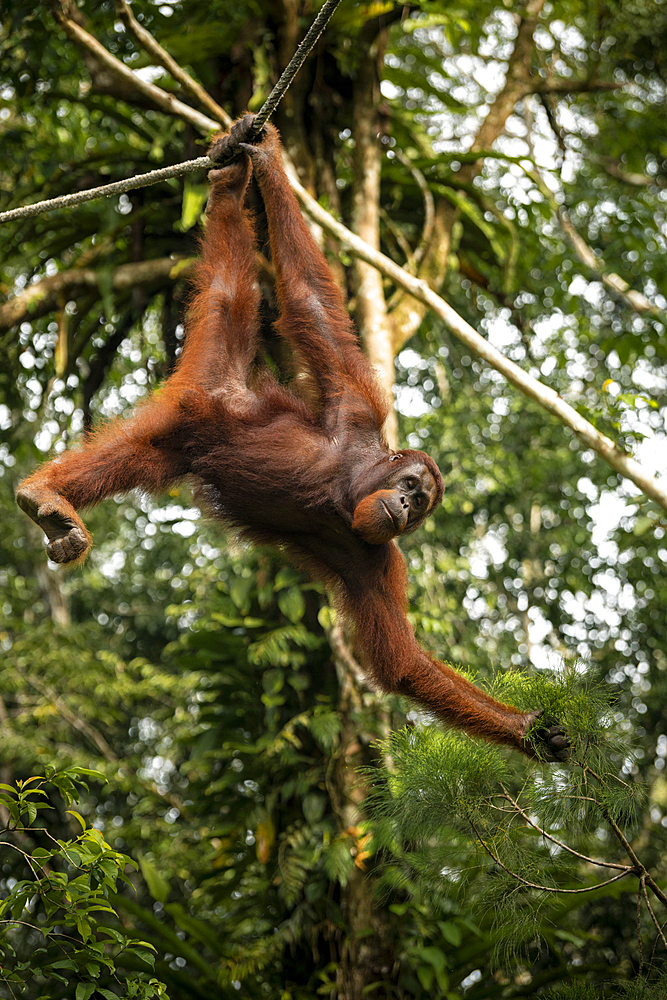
(249, 0, 341, 136)
(0, 0, 342, 225)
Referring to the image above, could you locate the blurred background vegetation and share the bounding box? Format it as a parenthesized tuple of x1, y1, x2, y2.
(1, 0, 667, 996)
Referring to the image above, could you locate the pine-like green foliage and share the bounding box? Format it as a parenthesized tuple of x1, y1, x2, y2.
(546, 976, 667, 1000)
(366, 668, 645, 966)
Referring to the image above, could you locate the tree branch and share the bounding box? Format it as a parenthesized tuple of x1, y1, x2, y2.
(594, 156, 662, 187)
(387, 0, 548, 354)
(288, 164, 667, 512)
(468, 816, 631, 895)
(51, 1, 219, 134)
(557, 208, 661, 316)
(0, 257, 192, 331)
(498, 783, 632, 872)
(392, 149, 435, 271)
(14, 666, 117, 762)
(533, 80, 624, 94)
(467, 0, 546, 163)
(642, 878, 667, 951)
(525, 141, 663, 317)
(113, 0, 232, 128)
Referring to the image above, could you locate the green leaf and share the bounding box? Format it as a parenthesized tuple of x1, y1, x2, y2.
(125, 946, 156, 967)
(31, 848, 55, 862)
(420, 946, 446, 973)
(138, 855, 170, 904)
(440, 921, 462, 946)
(66, 810, 87, 831)
(277, 586, 305, 623)
(230, 575, 253, 613)
(178, 180, 208, 231)
(417, 965, 434, 991)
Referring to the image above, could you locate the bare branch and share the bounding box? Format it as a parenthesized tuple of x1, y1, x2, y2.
(113, 0, 231, 127)
(498, 784, 632, 872)
(594, 156, 662, 187)
(642, 877, 667, 952)
(467, 0, 546, 162)
(533, 80, 624, 94)
(288, 165, 667, 513)
(584, 765, 667, 910)
(468, 817, 631, 895)
(386, 0, 547, 351)
(0, 257, 192, 331)
(638, 878, 645, 975)
(558, 208, 660, 315)
(528, 106, 660, 316)
(393, 150, 435, 270)
(380, 207, 416, 270)
(15, 666, 117, 762)
(51, 2, 219, 134)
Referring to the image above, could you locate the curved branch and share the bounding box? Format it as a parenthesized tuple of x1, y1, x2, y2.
(0, 257, 192, 331)
(113, 0, 232, 128)
(498, 783, 631, 872)
(557, 208, 660, 316)
(533, 80, 624, 94)
(51, 2, 219, 134)
(393, 149, 435, 270)
(288, 165, 667, 513)
(469, 817, 632, 895)
(641, 878, 667, 951)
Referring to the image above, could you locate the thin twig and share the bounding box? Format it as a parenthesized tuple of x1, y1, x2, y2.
(638, 876, 645, 975)
(642, 877, 667, 952)
(380, 206, 415, 269)
(468, 817, 631, 895)
(287, 167, 667, 513)
(393, 149, 435, 269)
(0, 919, 88, 946)
(51, 3, 219, 134)
(498, 782, 631, 872)
(114, 0, 232, 127)
(0, 0, 343, 224)
(583, 765, 667, 911)
(650, 917, 667, 969)
(582, 769, 644, 871)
